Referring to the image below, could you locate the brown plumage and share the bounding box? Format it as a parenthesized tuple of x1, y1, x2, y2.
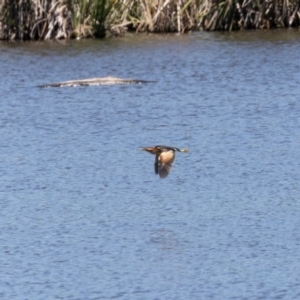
(140, 145, 189, 178)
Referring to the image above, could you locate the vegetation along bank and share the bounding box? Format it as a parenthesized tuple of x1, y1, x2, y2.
(0, 0, 299, 41)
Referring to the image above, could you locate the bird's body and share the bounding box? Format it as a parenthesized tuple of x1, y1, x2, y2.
(140, 145, 189, 178)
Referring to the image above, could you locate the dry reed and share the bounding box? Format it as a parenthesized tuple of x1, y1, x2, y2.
(0, 0, 299, 40)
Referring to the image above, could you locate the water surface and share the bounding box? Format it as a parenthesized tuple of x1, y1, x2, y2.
(1, 30, 300, 299)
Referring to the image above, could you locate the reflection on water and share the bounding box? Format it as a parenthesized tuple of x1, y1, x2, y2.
(1, 30, 300, 299)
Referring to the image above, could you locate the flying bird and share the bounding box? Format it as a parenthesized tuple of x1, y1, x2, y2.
(140, 145, 189, 178)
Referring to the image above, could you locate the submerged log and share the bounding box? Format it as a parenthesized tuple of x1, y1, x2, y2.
(39, 76, 156, 87)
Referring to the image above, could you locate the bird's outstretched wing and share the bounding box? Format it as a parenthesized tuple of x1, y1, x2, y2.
(156, 150, 176, 178)
(157, 161, 172, 178)
(154, 155, 159, 175)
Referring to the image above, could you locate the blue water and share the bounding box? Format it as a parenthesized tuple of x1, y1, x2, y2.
(1, 30, 300, 299)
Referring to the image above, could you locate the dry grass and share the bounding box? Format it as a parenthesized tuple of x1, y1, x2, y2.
(0, 0, 299, 40)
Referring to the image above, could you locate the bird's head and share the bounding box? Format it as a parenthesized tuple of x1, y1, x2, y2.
(139, 147, 159, 154)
